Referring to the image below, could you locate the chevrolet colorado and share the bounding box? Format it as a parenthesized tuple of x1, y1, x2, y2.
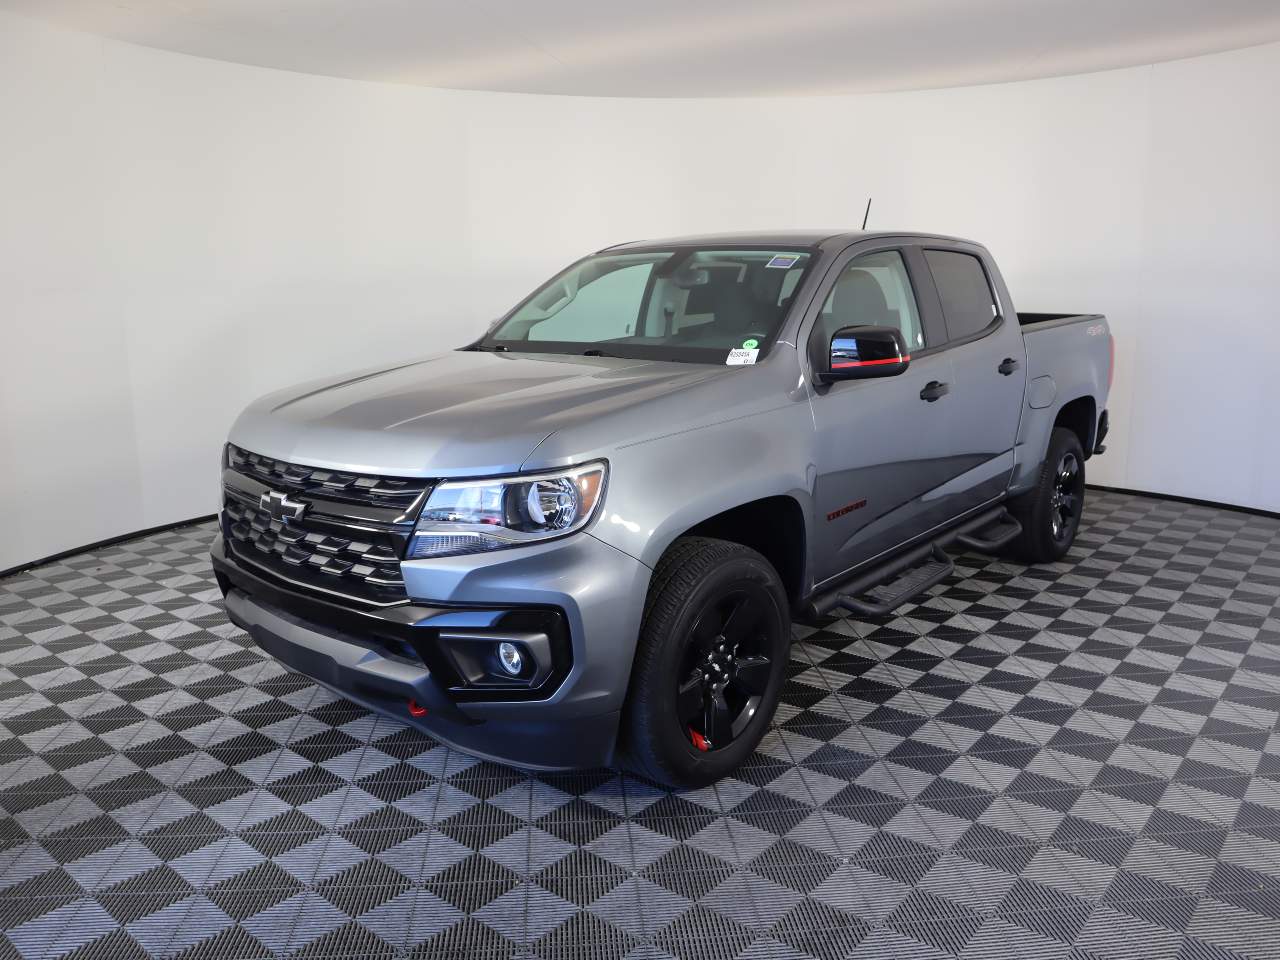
(212, 230, 1113, 788)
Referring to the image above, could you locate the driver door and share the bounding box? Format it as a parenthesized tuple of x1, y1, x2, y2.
(807, 244, 958, 584)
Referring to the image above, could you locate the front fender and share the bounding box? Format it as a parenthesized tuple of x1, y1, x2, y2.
(589, 402, 816, 573)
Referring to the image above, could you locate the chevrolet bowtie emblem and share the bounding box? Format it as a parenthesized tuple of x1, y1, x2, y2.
(259, 490, 307, 524)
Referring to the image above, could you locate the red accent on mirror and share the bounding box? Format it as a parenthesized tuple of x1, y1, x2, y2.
(831, 354, 910, 369)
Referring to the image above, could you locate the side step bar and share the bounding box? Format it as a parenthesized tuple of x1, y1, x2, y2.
(836, 545, 954, 618)
(954, 510, 1022, 553)
(805, 506, 1022, 619)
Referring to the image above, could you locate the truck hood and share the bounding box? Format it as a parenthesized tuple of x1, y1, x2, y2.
(229, 349, 728, 477)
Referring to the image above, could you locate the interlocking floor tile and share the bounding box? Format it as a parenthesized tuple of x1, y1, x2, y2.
(3, 492, 1280, 957)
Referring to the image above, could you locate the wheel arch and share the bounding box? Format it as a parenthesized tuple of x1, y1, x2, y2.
(1054, 395, 1097, 459)
(676, 495, 809, 611)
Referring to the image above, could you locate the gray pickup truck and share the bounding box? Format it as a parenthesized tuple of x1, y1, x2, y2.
(212, 230, 1112, 787)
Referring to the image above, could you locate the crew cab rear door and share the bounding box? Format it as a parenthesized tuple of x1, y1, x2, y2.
(915, 243, 1028, 512)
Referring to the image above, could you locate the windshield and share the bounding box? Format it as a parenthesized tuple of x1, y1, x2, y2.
(480, 247, 815, 364)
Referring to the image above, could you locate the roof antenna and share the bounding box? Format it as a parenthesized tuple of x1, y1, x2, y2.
(861, 197, 872, 230)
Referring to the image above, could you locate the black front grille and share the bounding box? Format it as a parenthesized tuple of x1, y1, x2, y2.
(227, 444, 430, 511)
(222, 446, 431, 606)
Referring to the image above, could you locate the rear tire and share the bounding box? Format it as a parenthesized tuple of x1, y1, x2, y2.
(1005, 426, 1087, 564)
(624, 537, 789, 789)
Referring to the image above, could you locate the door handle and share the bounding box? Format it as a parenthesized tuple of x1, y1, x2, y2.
(920, 381, 949, 402)
(998, 357, 1020, 376)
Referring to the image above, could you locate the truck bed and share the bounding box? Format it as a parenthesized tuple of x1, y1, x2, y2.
(1017, 312, 1104, 330)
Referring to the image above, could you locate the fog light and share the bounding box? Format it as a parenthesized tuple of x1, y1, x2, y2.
(497, 641, 523, 676)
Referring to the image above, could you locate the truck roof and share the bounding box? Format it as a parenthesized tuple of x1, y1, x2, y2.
(601, 230, 978, 252)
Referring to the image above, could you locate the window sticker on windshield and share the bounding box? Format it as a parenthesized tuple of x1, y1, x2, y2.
(726, 348, 759, 366)
(765, 254, 801, 269)
(741, 338, 759, 349)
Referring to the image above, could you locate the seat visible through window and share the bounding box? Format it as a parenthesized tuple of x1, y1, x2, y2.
(817, 250, 923, 350)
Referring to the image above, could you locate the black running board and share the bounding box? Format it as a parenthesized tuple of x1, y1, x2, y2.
(805, 505, 1020, 619)
(834, 545, 953, 618)
(954, 509, 1022, 553)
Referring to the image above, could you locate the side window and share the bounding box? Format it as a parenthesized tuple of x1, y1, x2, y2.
(923, 250, 998, 341)
(528, 262, 652, 341)
(817, 250, 924, 351)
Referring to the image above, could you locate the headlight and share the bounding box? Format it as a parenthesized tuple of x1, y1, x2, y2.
(407, 461, 607, 559)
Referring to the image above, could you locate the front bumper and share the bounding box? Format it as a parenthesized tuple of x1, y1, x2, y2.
(211, 532, 650, 770)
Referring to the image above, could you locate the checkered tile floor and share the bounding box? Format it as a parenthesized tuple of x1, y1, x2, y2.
(3, 490, 1280, 960)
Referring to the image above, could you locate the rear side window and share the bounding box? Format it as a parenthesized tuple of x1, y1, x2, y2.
(924, 250, 998, 341)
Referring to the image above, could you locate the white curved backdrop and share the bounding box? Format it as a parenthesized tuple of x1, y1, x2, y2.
(2, 11, 1278, 571)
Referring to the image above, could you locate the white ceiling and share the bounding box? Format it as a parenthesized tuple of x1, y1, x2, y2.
(5, 0, 1280, 97)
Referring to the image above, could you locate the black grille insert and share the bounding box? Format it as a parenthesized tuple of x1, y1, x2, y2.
(227, 444, 430, 511)
(222, 446, 431, 606)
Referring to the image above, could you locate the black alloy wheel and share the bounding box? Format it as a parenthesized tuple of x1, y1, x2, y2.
(1050, 451, 1083, 542)
(677, 588, 774, 752)
(1005, 426, 1088, 564)
(625, 537, 789, 788)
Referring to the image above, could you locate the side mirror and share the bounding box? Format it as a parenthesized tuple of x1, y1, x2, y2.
(820, 325, 910, 383)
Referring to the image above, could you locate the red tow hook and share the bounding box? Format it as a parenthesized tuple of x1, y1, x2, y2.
(689, 728, 711, 752)
(407, 700, 427, 718)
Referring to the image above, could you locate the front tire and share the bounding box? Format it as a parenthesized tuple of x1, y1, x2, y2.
(624, 537, 789, 789)
(1006, 427, 1087, 564)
